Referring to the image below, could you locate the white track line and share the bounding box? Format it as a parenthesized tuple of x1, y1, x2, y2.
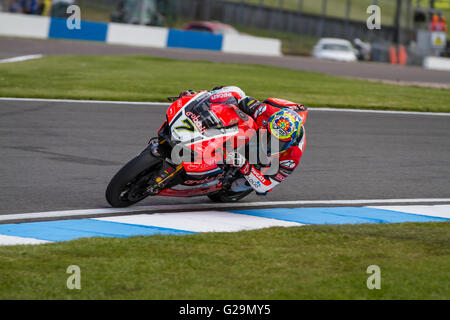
(309, 107, 450, 117)
(0, 97, 449, 116)
(0, 97, 167, 106)
(0, 54, 44, 64)
(1, 198, 450, 223)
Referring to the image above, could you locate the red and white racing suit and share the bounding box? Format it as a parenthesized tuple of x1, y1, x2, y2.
(210, 86, 306, 195)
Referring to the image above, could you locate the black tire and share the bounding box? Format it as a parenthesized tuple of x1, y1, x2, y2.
(105, 151, 162, 208)
(207, 188, 253, 203)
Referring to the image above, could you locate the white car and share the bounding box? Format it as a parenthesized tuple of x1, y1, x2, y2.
(313, 38, 358, 62)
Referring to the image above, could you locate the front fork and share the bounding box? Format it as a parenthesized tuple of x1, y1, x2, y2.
(145, 162, 184, 195)
(220, 166, 240, 190)
(144, 137, 184, 195)
(145, 138, 241, 194)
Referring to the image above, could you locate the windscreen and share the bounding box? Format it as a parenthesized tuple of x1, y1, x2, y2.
(184, 95, 225, 133)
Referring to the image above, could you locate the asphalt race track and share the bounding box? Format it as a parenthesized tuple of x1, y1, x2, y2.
(1, 37, 450, 87)
(1, 37, 450, 218)
(1, 99, 449, 216)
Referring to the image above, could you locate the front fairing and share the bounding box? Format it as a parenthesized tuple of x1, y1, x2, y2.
(155, 92, 258, 198)
(165, 91, 257, 163)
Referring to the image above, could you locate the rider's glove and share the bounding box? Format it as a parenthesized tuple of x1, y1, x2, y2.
(287, 104, 307, 113)
(226, 151, 251, 176)
(179, 90, 196, 97)
(238, 97, 262, 115)
(211, 86, 225, 91)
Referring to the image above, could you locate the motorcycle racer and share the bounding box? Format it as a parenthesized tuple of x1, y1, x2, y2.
(179, 86, 308, 196)
(106, 86, 308, 208)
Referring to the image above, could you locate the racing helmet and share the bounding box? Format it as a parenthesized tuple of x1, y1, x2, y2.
(265, 109, 303, 155)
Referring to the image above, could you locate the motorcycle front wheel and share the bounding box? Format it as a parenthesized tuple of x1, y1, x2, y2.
(105, 151, 162, 208)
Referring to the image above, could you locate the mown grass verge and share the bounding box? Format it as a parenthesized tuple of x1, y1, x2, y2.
(0, 222, 448, 299)
(1, 55, 449, 112)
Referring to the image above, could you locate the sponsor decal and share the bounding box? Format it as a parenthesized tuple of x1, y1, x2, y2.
(240, 161, 251, 175)
(235, 109, 248, 121)
(253, 104, 267, 118)
(211, 92, 232, 101)
(184, 172, 225, 185)
(186, 111, 207, 134)
(184, 163, 217, 172)
(280, 160, 296, 169)
(250, 167, 271, 186)
(246, 176, 261, 189)
(159, 184, 222, 196)
(274, 172, 287, 182)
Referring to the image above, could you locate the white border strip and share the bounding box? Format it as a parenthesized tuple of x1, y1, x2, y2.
(368, 205, 450, 219)
(0, 54, 44, 64)
(0, 97, 449, 116)
(0, 235, 52, 245)
(1, 198, 450, 223)
(95, 211, 302, 233)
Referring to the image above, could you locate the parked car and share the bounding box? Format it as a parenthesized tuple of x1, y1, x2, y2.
(313, 38, 357, 62)
(184, 21, 239, 35)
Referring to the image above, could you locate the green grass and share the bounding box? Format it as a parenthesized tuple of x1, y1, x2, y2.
(0, 222, 448, 299)
(1, 55, 449, 112)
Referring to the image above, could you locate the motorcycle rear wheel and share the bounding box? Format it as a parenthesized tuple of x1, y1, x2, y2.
(105, 151, 162, 208)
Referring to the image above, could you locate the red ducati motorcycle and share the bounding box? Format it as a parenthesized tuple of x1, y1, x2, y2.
(106, 90, 260, 207)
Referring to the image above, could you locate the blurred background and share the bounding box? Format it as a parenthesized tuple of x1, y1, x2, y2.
(1, 0, 449, 65)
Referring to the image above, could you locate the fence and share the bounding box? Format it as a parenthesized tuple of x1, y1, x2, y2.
(0, 11, 282, 56)
(174, 0, 413, 44)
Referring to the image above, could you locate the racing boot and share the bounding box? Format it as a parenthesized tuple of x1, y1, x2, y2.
(230, 178, 252, 193)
